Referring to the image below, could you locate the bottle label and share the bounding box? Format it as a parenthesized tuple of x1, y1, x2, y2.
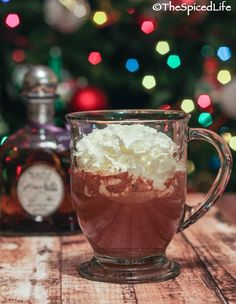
(17, 164, 64, 217)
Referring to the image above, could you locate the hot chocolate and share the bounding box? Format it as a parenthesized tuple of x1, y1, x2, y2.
(71, 124, 186, 258)
(72, 169, 186, 258)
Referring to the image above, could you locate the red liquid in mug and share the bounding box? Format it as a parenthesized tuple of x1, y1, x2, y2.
(72, 169, 186, 258)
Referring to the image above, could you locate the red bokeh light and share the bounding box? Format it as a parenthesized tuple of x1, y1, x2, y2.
(88, 52, 102, 65)
(197, 95, 211, 109)
(71, 87, 108, 111)
(181, 0, 195, 4)
(159, 104, 171, 110)
(16, 165, 22, 176)
(5, 13, 20, 28)
(127, 8, 135, 14)
(12, 49, 25, 63)
(141, 21, 156, 34)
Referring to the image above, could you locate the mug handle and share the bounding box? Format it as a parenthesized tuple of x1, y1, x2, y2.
(178, 128, 233, 232)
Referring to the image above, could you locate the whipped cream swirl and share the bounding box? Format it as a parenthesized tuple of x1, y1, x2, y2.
(74, 124, 182, 190)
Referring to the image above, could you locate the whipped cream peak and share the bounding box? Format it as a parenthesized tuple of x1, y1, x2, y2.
(74, 124, 183, 190)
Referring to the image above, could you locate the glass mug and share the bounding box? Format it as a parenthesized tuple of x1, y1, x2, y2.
(66, 110, 232, 283)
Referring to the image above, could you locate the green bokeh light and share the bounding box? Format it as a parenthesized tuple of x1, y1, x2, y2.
(2, 169, 7, 180)
(201, 45, 215, 58)
(198, 112, 212, 127)
(167, 55, 181, 69)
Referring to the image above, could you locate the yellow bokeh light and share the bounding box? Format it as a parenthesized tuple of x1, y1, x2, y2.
(217, 70, 231, 85)
(229, 136, 236, 151)
(221, 132, 232, 143)
(187, 160, 195, 174)
(142, 75, 156, 90)
(155, 41, 170, 55)
(180, 99, 195, 113)
(93, 11, 108, 25)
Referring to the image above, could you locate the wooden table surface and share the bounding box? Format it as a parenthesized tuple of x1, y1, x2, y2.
(0, 194, 236, 304)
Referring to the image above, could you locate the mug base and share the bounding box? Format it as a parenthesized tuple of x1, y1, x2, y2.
(78, 254, 180, 284)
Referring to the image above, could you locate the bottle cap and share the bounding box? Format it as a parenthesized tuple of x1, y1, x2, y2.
(22, 65, 58, 99)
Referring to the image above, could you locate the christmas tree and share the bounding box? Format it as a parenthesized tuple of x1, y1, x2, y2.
(0, 0, 235, 191)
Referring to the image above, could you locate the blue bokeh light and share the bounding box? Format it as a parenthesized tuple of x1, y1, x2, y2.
(217, 46, 231, 61)
(209, 156, 221, 170)
(1, 0, 11, 3)
(125, 58, 140, 73)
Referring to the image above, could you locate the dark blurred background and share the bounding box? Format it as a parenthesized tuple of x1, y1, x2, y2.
(0, 0, 235, 192)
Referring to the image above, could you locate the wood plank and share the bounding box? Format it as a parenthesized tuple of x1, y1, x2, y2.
(215, 194, 236, 226)
(61, 235, 131, 304)
(183, 205, 236, 304)
(0, 236, 61, 304)
(132, 233, 225, 304)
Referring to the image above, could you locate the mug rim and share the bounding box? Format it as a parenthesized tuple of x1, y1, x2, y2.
(66, 109, 191, 123)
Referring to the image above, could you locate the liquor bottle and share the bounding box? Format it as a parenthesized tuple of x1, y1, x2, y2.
(0, 65, 79, 234)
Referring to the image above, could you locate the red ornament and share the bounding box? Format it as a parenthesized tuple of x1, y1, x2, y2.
(70, 86, 108, 111)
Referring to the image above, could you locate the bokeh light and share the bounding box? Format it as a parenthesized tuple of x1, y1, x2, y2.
(217, 70, 231, 85)
(142, 75, 156, 89)
(201, 45, 214, 58)
(72, 87, 107, 111)
(221, 132, 232, 143)
(209, 156, 221, 170)
(127, 8, 135, 14)
(155, 41, 170, 55)
(182, 0, 195, 4)
(141, 21, 156, 34)
(197, 94, 211, 109)
(12, 49, 25, 63)
(125, 58, 140, 72)
(1, 0, 11, 3)
(93, 11, 108, 26)
(159, 104, 171, 110)
(16, 165, 22, 176)
(219, 126, 229, 133)
(217, 46, 231, 61)
(167, 55, 181, 69)
(229, 136, 236, 151)
(88, 51, 102, 65)
(181, 99, 195, 113)
(0, 136, 8, 146)
(198, 112, 212, 127)
(5, 13, 20, 28)
(187, 160, 195, 174)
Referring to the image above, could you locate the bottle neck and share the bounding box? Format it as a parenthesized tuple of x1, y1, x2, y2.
(27, 101, 55, 125)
